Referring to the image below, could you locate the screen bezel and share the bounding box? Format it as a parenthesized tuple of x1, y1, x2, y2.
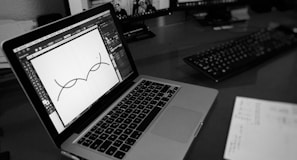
(2, 3, 138, 147)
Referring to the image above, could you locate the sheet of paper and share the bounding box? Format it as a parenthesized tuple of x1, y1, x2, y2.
(224, 96, 297, 160)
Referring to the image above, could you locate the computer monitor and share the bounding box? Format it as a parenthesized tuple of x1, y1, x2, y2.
(174, 0, 248, 27)
(64, 0, 172, 42)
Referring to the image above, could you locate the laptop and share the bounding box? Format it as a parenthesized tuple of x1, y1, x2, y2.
(2, 3, 218, 160)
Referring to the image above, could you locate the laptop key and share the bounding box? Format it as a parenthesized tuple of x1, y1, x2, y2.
(130, 131, 142, 139)
(95, 128, 104, 134)
(125, 138, 136, 145)
(101, 123, 109, 129)
(97, 140, 112, 152)
(120, 144, 131, 152)
(105, 128, 114, 134)
(157, 101, 166, 107)
(82, 139, 92, 147)
(118, 134, 128, 141)
(106, 146, 117, 156)
(113, 140, 123, 147)
(160, 85, 170, 93)
(90, 139, 103, 149)
(123, 118, 132, 124)
(114, 129, 123, 135)
(77, 137, 85, 144)
(133, 118, 142, 124)
(123, 128, 133, 135)
(119, 123, 128, 130)
(99, 133, 109, 140)
(108, 134, 118, 141)
(111, 122, 120, 128)
(114, 151, 125, 159)
(136, 107, 161, 132)
(128, 123, 138, 129)
(89, 133, 98, 140)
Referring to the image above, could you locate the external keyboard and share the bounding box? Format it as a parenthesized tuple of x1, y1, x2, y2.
(183, 25, 297, 82)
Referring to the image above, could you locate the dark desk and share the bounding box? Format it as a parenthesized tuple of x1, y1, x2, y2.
(1, 10, 297, 160)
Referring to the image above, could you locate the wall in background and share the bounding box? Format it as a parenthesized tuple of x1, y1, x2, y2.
(0, 0, 66, 20)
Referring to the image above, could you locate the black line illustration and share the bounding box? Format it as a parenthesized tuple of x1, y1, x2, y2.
(54, 51, 110, 101)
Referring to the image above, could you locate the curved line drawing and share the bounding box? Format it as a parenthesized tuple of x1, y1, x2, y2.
(54, 51, 110, 101)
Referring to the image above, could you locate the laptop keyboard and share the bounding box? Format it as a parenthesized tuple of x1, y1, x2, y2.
(77, 79, 179, 159)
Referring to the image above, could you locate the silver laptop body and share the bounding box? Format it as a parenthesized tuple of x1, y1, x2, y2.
(2, 3, 218, 160)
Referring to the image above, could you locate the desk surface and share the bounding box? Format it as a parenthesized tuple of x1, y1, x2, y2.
(1, 10, 297, 160)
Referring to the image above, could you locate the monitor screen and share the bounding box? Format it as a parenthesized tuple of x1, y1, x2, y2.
(110, 0, 170, 21)
(66, 0, 171, 22)
(65, 0, 172, 42)
(175, 0, 247, 9)
(174, 0, 248, 26)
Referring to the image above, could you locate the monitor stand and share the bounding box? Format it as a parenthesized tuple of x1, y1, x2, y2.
(121, 22, 155, 43)
(194, 6, 246, 28)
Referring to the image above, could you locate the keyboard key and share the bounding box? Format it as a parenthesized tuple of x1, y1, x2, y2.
(106, 146, 117, 156)
(160, 85, 170, 93)
(77, 137, 85, 144)
(114, 151, 125, 159)
(136, 107, 161, 132)
(125, 138, 136, 146)
(123, 128, 133, 135)
(105, 128, 114, 134)
(113, 140, 123, 147)
(138, 113, 146, 119)
(128, 114, 137, 119)
(133, 109, 141, 114)
(95, 128, 104, 134)
(115, 117, 124, 123)
(118, 134, 129, 141)
(120, 144, 131, 152)
(119, 123, 128, 130)
(83, 132, 91, 138)
(131, 131, 142, 139)
(128, 123, 138, 129)
(101, 123, 109, 129)
(111, 113, 120, 119)
(120, 113, 129, 118)
(97, 140, 112, 152)
(82, 139, 92, 147)
(99, 133, 109, 140)
(114, 129, 123, 135)
(111, 122, 120, 128)
(123, 118, 132, 124)
(89, 133, 99, 140)
(142, 109, 150, 114)
(106, 118, 115, 123)
(108, 134, 118, 141)
(90, 139, 103, 149)
(133, 118, 142, 124)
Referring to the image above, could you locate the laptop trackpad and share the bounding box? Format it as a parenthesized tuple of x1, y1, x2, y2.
(151, 106, 203, 143)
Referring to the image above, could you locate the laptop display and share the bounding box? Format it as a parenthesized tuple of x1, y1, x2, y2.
(8, 10, 133, 134)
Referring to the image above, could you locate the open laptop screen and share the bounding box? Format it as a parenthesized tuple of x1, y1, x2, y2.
(11, 10, 133, 133)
